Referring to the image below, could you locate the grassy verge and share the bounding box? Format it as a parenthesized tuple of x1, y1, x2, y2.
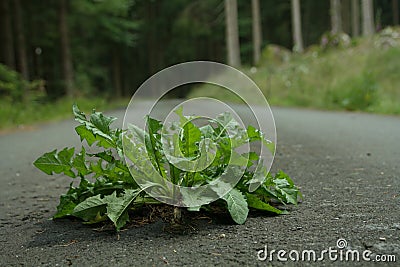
(189, 29, 400, 115)
(0, 97, 129, 131)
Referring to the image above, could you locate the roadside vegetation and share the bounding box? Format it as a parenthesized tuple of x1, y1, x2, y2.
(2, 29, 400, 131)
(0, 65, 128, 130)
(0, 98, 128, 131)
(189, 27, 400, 115)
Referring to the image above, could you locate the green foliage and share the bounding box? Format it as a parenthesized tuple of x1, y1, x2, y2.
(34, 105, 301, 230)
(0, 64, 44, 102)
(0, 97, 128, 130)
(330, 72, 378, 110)
(320, 32, 352, 51)
(374, 27, 400, 49)
(189, 29, 400, 115)
(71, 0, 137, 46)
(222, 189, 249, 224)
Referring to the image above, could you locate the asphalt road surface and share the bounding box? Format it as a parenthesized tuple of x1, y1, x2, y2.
(0, 103, 399, 266)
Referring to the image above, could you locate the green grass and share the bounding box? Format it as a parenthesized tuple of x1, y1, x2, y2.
(0, 97, 129, 131)
(189, 31, 400, 115)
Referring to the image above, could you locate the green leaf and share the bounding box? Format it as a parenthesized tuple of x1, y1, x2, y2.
(75, 125, 96, 146)
(146, 116, 163, 134)
(53, 194, 78, 219)
(72, 147, 90, 176)
(187, 206, 201, 211)
(247, 162, 267, 192)
(199, 125, 214, 138)
(245, 193, 285, 214)
(75, 124, 114, 148)
(72, 194, 107, 221)
(229, 151, 250, 167)
(181, 121, 202, 157)
(222, 188, 249, 224)
(104, 189, 141, 231)
(89, 111, 117, 135)
(274, 178, 299, 205)
(271, 171, 302, 205)
(73, 104, 116, 149)
(72, 103, 87, 123)
(90, 160, 104, 178)
(247, 125, 275, 154)
(33, 148, 76, 178)
(174, 106, 188, 125)
(145, 116, 167, 177)
(127, 123, 147, 142)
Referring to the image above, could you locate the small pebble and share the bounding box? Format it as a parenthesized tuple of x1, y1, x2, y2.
(379, 237, 386, 241)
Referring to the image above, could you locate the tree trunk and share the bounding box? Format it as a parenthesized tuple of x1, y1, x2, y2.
(331, 0, 343, 33)
(361, 0, 374, 36)
(59, 0, 74, 97)
(291, 0, 304, 53)
(0, 0, 15, 69)
(13, 0, 29, 80)
(352, 0, 360, 36)
(393, 0, 399, 25)
(342, 0, 351, 34)
(146, 1, 160, 96)
(225, 0, 241, 67)
(251, 0, 262, 65)
(112, 49, 122, 98)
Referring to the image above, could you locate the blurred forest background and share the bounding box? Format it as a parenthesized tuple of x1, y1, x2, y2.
(1, 0, 400, 129)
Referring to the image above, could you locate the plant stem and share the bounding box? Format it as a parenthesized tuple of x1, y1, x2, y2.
(173, 207, 182, 224)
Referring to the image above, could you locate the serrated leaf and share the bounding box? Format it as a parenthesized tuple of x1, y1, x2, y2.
(82, 212, 108, 224)
(72, 194, 107, 221)
(146, 116, 163, 133)
(174, 106, 188, 125)
(215, 112, 236, 129)
(89, 150, 129, 173)
(247, 161, 267, 192)
(75, 125, 114, 148)
(75, 125, 96, 146)
(181, 121, 202, 157)
(127, 123, 147, 142)
(72, 147, 90, 176)
(214, 112, 247, 145)
(33, 148, 76, 178)
(245, 193, 285, 214)
(72, 103, 87, 123)
(229, 151, 250, 167)
(274, 179, 299, 205)
(90, 160, 104, 178)
(199, 125, 214, 138)
(272, 171, 301, 205)
(222, 188, 249, 224)
(89, 111, 117, 135)
(145, 116, 167, 177)
(104, 189, 141, 231)
(247, 125, 275, 154)
(53, 194, 78, 219)
(73, 104, 116, 149)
